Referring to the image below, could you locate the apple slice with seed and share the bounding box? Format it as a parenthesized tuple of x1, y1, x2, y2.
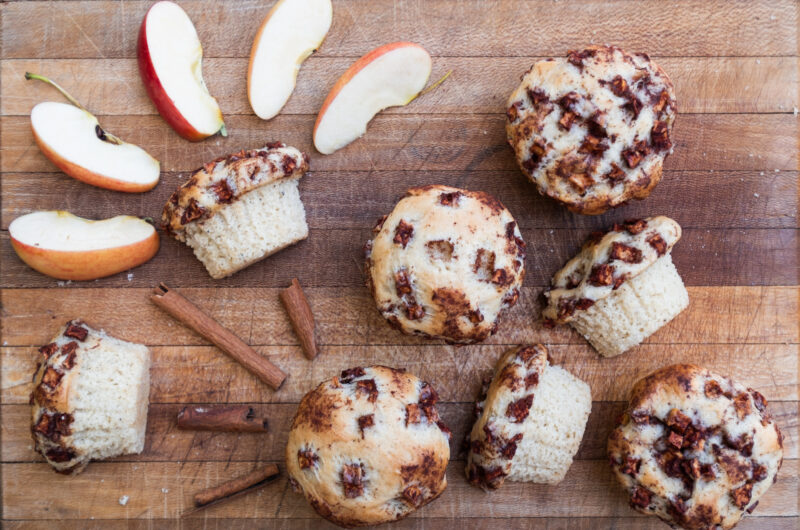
(313, 42, 432, 155)
(9, 211, 160, 281)
(248, 0, 333, 120)
(26, 73, 160, 192)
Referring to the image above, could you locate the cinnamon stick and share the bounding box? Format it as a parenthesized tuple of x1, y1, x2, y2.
(191, 464, 280, 509)
(279, 278, 318, 359)
(151, 283, 286, 390)
(177, 405, 268, 432)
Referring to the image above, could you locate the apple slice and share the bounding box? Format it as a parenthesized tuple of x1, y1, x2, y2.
(9, 211, 159, 281)
(26, 73, 160, 192)
(138, 1, 226, 141)
(313, 42, 432, 155)
(248, 0, 332, 120)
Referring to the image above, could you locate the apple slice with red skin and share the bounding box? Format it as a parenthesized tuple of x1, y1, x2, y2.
(138, 1, 225, 141)
(248, 0, 333, 120)
(9, 211, 160, 281)
(26, 73, 160, 192)
(313, 42, 432, 155)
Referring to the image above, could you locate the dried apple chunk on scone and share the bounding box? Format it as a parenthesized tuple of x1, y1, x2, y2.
(543, 216, 688, 357)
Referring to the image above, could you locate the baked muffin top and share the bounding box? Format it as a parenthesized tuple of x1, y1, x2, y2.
(162, 142, 308, 238)
(506, 45, 676, 215)
(608, 364, 783, 529)
(365, 185, 526, 344)
(285, 366, 450, 527)
(543, 216, 681, 324)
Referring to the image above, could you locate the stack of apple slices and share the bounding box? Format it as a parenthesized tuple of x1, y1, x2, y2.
(9, 212, 159, 281)
(138, 1, 225, 141)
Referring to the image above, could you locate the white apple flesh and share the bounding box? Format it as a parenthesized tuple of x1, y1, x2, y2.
(313, 42, 432, 155)
(138, 1, 225, 141)
(31, 102, 160, 192)
(9, 211, 160, 281)
(248, 0, 333, 120)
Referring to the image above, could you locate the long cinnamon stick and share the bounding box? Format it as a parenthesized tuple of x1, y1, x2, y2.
(177, 405, 269, 432)
(151, 283, 286, 390)
(279, 278, 318, 359)
(191, 464, 280, 509)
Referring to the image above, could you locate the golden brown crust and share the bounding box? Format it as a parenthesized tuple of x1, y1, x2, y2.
(161, 142, 309, 237)
(506, 45, 676, 215)
(286, 366, 450, 527)
(608, 364, 783, 529)
(543, 216, 681, 324)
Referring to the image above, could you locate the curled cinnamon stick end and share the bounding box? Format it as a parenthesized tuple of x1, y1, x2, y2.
(193, 464, 279, 507)
(151, 283, 286, 390)
(177, 405, 268, 433)
(280, 278, 318, 360)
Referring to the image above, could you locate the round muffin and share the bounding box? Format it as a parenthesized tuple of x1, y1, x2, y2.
(506, 45, 676, 215)
(608, 364, 784, 529)
(466, 344, 591, 490)
(364, 185, 526, 344)
(286, 366, 451, 527)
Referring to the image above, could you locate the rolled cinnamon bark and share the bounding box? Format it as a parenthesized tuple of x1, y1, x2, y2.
(177, 405, 269, 432)
(193, 464, 280, 507)
(280, 278, 318, 360)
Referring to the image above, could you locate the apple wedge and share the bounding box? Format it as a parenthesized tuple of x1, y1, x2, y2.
(9, 211, 159, 281)
(313, 42, 432, 155)
(26, 73, 160, 192)
(138, 1, 226, 141)
(248, 0, 332, 120)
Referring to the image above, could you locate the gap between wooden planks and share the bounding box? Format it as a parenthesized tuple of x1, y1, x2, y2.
(1, 57, 797, 116)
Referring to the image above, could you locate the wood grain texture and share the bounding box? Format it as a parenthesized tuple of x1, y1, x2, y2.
(1, 1, 797, 59)
(1, 0, 797, 527)
(2, 461, 798, 519)
(3, 57, 797, 116)
(1, 287, 797, 347)
(2, 114, 797, 173)
(2, 171, 798, 230)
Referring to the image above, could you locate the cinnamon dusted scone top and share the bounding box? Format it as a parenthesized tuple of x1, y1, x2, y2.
(285, 366, 450, 528)
(31, 320, 150, 474)
(365, 185, 526, 344)
(608, 364, 784, 529)
(506, 45, 676, 214)
(543, 216, 681, 324)
(162, 142, 309, 238)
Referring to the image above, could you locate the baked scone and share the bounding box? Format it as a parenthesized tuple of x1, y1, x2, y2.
(506, 45, 676, 215)
(365, 185, 526, 344)
(30, 320, 151, 474)
(466, 345, 591, 489)
(543, 216, 688, 357)
(163, 142, 309, 279)
(286, 366, 451, 527)
(608, 364, 784, 529)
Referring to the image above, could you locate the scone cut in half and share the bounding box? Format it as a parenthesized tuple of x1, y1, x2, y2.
(543, 216, 688, 358)
(506, 45, 676, 214)
(162, 142, 309, 279)
(365, 185, 526, 344)
(286, 366, 450, 527)
(466, 344, 591, 489)
(608, 364, 784, 529)
(30, 320, 150, 474)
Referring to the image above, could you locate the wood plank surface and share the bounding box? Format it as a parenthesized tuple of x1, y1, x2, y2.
(1, 0, 797, 528)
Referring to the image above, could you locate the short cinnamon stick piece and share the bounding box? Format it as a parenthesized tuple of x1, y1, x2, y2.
(192, 464, 280, 508)
(151, 283, 286, 390)
(279, 278, 318, 359)
(177, 405, 268, 432)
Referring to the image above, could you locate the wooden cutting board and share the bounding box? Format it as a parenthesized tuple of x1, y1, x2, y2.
(1, 1, 797, 528)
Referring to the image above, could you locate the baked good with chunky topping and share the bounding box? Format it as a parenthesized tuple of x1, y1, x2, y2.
(466, 344, 591, 489)
(365, 185, 526, 344)
(30, 320, 150, 474)
(162, 142, 309, 279)
(285, 366, 450, 527)
(543, 216, 688, 357)
(506, 45, 676, 215)
(608, 364, 784, 529)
